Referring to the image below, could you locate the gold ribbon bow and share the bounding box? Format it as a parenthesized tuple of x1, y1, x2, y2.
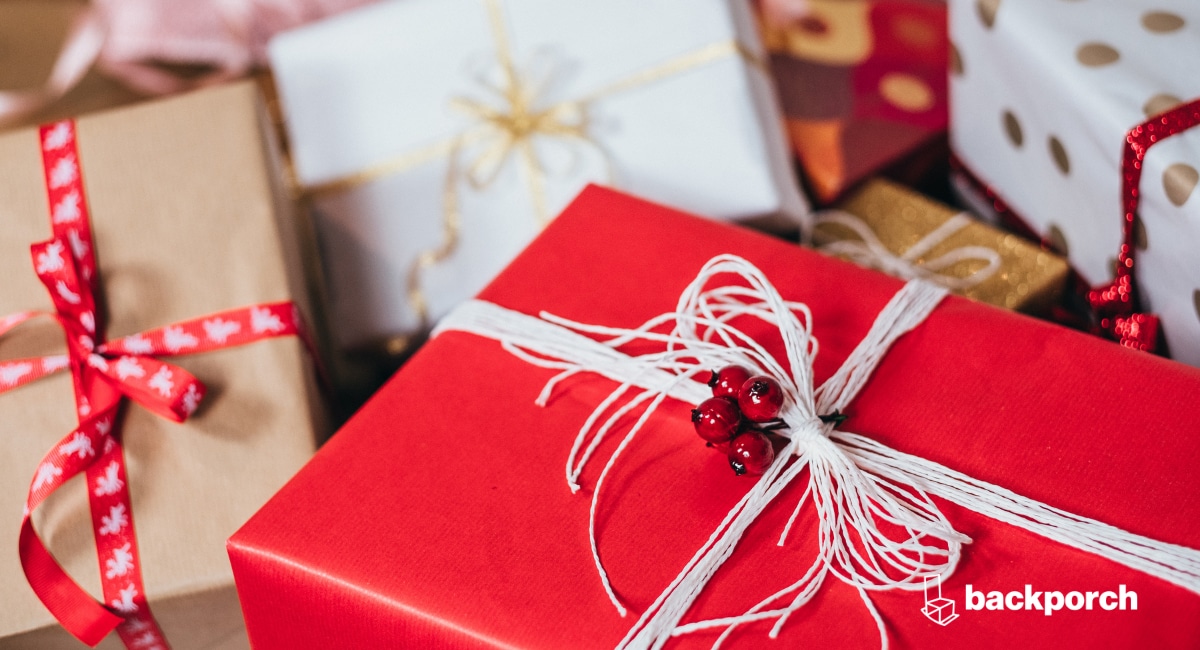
(298, 0, 764, 344)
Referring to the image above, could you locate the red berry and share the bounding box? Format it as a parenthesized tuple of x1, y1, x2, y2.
(691, 397, 742, 443)
(728, 431, 774, 476)
(708, 365, 753, 399)
(738, 376, 784, 422)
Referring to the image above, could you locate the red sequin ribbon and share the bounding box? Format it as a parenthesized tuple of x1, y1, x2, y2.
(6, 120, 311, 648)
(1086, 98, 1200, 352)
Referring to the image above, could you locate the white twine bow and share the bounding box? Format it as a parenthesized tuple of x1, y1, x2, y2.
(814, 210, 1001, 291)
(434, 254, 1200, 649)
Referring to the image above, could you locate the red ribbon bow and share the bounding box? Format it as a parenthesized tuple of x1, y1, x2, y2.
(6, 120, 312, 649)
(1085, 98, 1200, 352)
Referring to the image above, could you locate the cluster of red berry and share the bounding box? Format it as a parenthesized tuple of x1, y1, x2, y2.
(691, 365, 785, 476)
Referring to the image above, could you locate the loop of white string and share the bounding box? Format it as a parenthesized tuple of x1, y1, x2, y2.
(814, 210, 1001, 291)
(433, 254, 1200, 649)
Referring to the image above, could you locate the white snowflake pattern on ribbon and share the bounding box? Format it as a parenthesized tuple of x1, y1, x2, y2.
(121, 334, 154, 355)
(58, 431, 95, 459)
(94, 460, 123, 496)
(55, 280, 81, 305)
(48, 155, 78, 189)
(148, 366, 174, 398)
(32, 462, 63, 492)
(251, 306, 285, 333)
(131, 631, 163, 650)
(42, 122, 73, 150)
(115, 356, 145, 380)
(67, 228, 88, 261)
(99, 503, 128, 535)
(104, 542, 134, 579)
(202, 317, 241, 344)
(35, 241, 66, 274)
(110, 583, 139, 614)
(0, 362, 33, 387)
(162, 326, 197, 353)
(52, 190, 82, 224)
(181, 383, 202, 416)
(42, 355, 70, 373)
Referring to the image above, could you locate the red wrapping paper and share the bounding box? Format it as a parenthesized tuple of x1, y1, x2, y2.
(229, 185, 1200, 649)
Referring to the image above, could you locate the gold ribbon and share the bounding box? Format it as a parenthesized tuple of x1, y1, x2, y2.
(300, 0, 764, 345)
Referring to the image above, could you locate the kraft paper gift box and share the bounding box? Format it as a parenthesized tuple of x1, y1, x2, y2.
(949, 0, 1200, 365)
(813, 177, 1069, 313)
(0, 82, 327, 649)
(758, 0, 949, 203)
(230, 185, 1200, 649)
(268, 0, 808, 355)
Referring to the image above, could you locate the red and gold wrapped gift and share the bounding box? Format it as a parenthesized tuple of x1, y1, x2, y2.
(230, 186, 1200, 649)
(758, 0, 948, 203)
(0, 82, 327, 649)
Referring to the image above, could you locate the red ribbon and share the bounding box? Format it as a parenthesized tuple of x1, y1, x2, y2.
(1085, 98, 1200, 352)
(6, 120, 312, 648)
(952, 98, 1200, 353)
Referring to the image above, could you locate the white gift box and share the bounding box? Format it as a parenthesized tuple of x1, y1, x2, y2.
(269, 0, 808, 352)
(949, 0, 1200, 365)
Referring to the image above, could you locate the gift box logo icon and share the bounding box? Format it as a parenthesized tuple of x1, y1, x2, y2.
(922, 573, 959, 626)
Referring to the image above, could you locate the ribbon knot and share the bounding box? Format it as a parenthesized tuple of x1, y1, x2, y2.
(449, 75, 592, 193)
(30, 235, 206, 423)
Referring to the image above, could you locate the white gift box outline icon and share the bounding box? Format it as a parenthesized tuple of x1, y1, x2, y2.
(922, 573, 959, 626)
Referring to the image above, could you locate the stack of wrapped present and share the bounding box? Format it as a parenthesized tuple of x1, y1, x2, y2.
(0, 1, 1198, 649)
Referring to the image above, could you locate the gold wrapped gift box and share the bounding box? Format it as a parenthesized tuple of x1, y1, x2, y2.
(814, 178, 1069, 313)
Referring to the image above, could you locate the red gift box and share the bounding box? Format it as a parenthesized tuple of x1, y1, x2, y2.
(229, 186, 1200, 648)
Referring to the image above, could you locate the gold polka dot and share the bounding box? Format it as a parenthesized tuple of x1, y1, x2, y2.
(1144, 93, 1183, 117)
(1164, 163, 1199, 206)
(1133, 217, 1148, 251)
(894, 15, 939, 50)
(951, 42, 964, 76)
(1142, 11, 1185, 33)
(1048, 136, 1070, 175)
(1046, 223, 1069, 256)
(977, 0, 1001, 28)
(879, 73, 935, 113)
(1076, 43, 1120, 67)
(1109, 257, 1120, 278)
(1003, 110, 1024, 148)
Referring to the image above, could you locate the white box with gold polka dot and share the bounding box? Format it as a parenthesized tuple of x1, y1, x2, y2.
(949, 0, 1200, 365)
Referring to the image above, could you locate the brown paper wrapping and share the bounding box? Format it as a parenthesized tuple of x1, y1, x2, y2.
(0, 1, 145, 133)
(0, 82, 327, 649)
(815, 178, 1069, 313)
